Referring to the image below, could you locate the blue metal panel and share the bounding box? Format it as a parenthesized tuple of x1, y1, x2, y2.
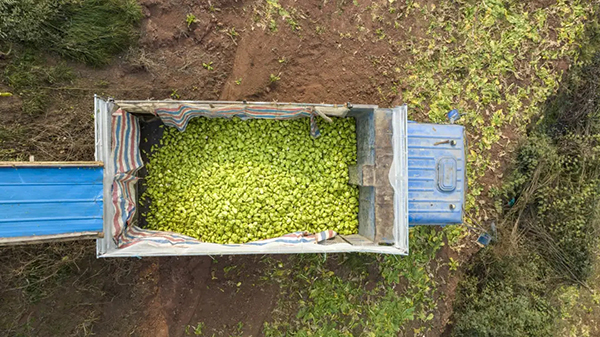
(407, 123, 466, 225)
(0, 166, 103, 238)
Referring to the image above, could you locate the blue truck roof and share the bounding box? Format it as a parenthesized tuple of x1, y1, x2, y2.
(0, 165, 104, 238)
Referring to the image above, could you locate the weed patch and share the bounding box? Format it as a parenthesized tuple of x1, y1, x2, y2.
(264, 226, 448, 336)
(452, 48, 600, 337)
(253, 0, 302, 33)
(0, 0, 142, 66)
(3, 52, 73, 115)
(500, 54, 600, 283)
(452, 250, 555, 337)
(0, 243, 89, 304)
(396, 0, 593, 214)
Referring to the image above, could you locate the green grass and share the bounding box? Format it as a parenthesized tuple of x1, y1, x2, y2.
(452, 250, 555, 337)
(452, 28, 600, 337)
(1, 0, 142, 119)
(399, 1, 595, 333)
(263, 226, 451, 336)
(491, 47, 600, 281)
(0, 124, 24, 143)
(0, 241, 134, 336)
(555, 265, 600, 337)
(52, 0, 142, 65)
(0, 0, 142, 66)
(397, 0, 592, 214)
(3, 52, 73, 115)
(0, 124, 26, 161)
(0, 243, 89, 306)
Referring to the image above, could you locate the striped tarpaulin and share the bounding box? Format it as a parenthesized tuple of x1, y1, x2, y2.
(155, 104, 322, 137)
(110, 107, 335, 248)
(243, 230, 337, 246)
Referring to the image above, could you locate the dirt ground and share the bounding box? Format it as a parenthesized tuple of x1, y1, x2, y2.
(0, 0, 475, 336)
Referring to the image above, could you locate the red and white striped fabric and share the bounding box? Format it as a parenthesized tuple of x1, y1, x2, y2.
(154, 104, 322, 137)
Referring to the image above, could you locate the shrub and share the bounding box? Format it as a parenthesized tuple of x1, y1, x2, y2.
(501, 54, 600, 282)
(0, 0, 63, 44)
(452, 251, 555, 337)
(454, 52, 600, 337)
(0, 0, 142, 66)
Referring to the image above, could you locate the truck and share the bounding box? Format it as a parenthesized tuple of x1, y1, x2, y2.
(0, 96, 466, 257)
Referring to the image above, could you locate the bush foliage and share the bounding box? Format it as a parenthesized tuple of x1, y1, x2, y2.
(452, 251, 554, 337)
(453, 52, 600, 336)
(503, 54, 600, 282)
(0, 0, 142, 66)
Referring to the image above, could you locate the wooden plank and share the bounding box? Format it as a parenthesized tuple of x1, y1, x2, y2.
(0, 231, 103, 246)
(0, 161, 103, 167)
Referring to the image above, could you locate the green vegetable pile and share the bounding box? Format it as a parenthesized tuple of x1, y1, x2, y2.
(142, 116, 359, 244)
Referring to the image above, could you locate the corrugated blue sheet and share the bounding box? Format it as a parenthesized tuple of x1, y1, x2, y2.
(0, 166, 103, 237)
(407, 123, 466, 225)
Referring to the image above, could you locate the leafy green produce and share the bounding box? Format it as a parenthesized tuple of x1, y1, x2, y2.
(142, 116, 359, 244)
